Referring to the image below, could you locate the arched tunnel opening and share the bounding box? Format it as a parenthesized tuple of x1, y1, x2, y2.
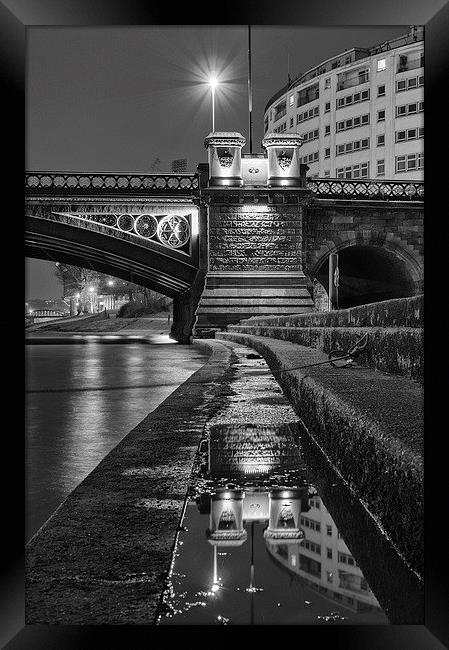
(314, 245, 416, 309)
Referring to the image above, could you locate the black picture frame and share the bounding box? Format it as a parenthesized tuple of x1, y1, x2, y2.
(3, 0, 448, 647)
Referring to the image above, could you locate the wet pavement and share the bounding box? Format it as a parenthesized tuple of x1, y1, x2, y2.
(158, 343, 423, 625)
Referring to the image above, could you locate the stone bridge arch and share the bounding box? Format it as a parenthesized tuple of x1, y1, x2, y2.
(307, 229, 423, 309)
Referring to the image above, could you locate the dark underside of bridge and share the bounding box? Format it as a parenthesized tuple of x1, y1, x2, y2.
(315, 245, 416, 309)
(25, 215, 198, 299)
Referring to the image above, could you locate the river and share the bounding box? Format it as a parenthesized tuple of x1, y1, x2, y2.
(25, 340, 208, 540)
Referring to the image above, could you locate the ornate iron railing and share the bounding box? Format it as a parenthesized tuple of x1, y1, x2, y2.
(306, 178, 424, 201)
(25, 172, 199, 194)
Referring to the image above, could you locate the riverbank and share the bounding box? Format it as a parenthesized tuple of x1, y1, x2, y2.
(26, 337, 423, 625)
(26, 340, 233, 624)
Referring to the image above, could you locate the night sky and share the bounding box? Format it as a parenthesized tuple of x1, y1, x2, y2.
(25, 25, 407, 299)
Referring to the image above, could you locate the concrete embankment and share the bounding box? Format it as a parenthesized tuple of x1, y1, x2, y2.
(227, 295, 423, 383)
(26, 340, 235, 624)
(216, 330, 423, 576)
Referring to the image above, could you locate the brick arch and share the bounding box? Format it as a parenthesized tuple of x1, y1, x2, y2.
(309, 229, 423, 287)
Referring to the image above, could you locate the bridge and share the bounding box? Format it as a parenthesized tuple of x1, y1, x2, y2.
(25, 132, 424, 342)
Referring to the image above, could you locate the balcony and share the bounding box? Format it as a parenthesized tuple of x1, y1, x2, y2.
(397, 56, 424, 73)
(274, 107, 287, 122)
(337, 70, 369, 91)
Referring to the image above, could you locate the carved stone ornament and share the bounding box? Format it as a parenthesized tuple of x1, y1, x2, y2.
(217, 147, 234, 168)
(277, 149, 293, 171)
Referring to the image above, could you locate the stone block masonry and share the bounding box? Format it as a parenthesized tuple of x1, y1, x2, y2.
(209, 204, 304, 272)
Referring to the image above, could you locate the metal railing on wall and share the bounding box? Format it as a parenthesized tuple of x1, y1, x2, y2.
(306, 178, 424, 201)
(25, 172, 199, 194)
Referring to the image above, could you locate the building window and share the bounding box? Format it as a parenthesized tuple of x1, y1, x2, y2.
(326, 525, 332, 536)
(377, 58, 386, 72)
(324, 77, 331, 89)
(336, 162, 369, 179)
(290, 117, 294, 128)
(378, 85, 386, 97)
(324, 147, 330, 159)
(395, 100, 424, 117)
(297, 105, 319, 124)
(327, 548, 333, 559)
(325, 101, 331, 113)
(325, 124, 331, 135)
(377, 157, 386, 174)
(336, 113, 370, 132)
(377, 134, 385, 146)
(324, 170, 330, 177)
(395, 152, 424, 172)
(289, 94, 295, 106)
(327, 571, 333, 583)
(377, 109, 386, 121)
(336, 89, 370, 110)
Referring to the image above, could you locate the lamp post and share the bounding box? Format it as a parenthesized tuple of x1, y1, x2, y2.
(209, 76, 218, 133)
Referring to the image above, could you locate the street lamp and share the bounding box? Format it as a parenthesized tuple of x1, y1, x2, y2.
(107, 280, 114, 287)
(209, 75, 219, 133)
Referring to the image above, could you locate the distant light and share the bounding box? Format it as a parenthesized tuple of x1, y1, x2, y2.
(210, 583, 220, 593)
(75, 293, 80, 299)
(88, 286, 95, 292)
(107, 280, 114, 286)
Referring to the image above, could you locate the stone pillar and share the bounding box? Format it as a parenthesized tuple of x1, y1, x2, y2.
(262, 133, 304, 187)
(204, 132, 246, 187)
(207, 488, 247, 546)
(264, 488, 305, 543)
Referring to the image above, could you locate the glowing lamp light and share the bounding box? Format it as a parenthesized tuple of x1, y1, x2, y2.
(88, 286, 95, 292)
(210, 583, 220, 593)
(208, 75, 218, 89)
(107, 280, 114, 286)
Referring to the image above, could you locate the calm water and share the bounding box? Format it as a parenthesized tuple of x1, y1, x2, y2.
(25, 341, 207, 540)
(159, 423, 389, 626)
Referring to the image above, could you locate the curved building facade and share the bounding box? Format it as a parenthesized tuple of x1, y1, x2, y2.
(263, 27, 424, 181)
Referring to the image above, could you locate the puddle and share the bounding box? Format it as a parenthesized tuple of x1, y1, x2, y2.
(157, 345, 423, 626)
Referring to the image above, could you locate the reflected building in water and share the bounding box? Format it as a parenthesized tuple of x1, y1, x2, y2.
(200, 422, 383, 616)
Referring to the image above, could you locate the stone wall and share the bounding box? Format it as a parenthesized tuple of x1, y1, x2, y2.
(209, 204, 303, 272)
(304, 201, 424, 288)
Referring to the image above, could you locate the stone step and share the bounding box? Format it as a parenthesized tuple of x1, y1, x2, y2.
(196, 305, 315, 314)
(227, 324, 423, 382)
(238, 295, 424, 329)
(198, 297, 314, 307)
(200, 287, 312, 298)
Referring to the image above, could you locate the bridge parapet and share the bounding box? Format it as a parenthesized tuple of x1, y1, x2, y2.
(307, 178, 424, 202)
(25, 171, 200, 196)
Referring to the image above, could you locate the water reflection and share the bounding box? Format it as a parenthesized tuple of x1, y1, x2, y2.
(159, 422, 387, 625)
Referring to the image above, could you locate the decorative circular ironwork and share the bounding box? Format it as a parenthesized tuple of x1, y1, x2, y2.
(54, 176, 65, 187)
(104, 176, 117, 188)
(79, 176, 90, 187)
(92, 176, 104, 187)
(27, 175, 39, 186)
(66, 176, 78, 187)
(155, 177, 166, 189)
(167, 177, 180, 189)
(134, 214, 158, 238)
(143, 177, 155, 188)
(117, 177, 129, 188)
(41, 176, 52, 187)
(117, 214, 134, 232)
(130, 177, 142, 188)
(157, 214, 190, 249)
